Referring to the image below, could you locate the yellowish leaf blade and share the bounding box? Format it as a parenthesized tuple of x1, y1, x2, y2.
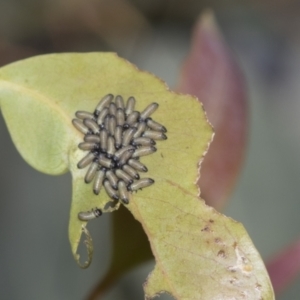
(128, 184, 274, 299)
(0, 79, 71, 174)
(0, 53, 274, 298)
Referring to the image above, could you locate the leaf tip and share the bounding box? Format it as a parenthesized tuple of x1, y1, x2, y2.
(74, 225, 94, 269)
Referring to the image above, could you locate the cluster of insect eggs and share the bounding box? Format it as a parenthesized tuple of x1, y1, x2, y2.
(72, 94, 167, 220)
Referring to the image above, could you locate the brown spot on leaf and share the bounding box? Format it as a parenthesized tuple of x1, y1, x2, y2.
(228, 266, 237, 273)
(201, 226, 210, 232)
(217, 249, 226, 258)
(214, 238, 221, 244)
(239, 292, 246, 298)
(229, 277, 237, 284)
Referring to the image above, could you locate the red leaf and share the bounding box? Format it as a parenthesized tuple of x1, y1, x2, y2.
(267, 239, 300, 294)
(177, 10, 247, 209)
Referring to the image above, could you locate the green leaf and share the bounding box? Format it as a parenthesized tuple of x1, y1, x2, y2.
(0, 53, 274, 299)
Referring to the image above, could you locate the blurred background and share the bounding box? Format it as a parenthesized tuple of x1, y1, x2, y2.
(0, 0, 300, 299)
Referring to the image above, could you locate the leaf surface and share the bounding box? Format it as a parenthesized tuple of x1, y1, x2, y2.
(0, 53, 274, 299)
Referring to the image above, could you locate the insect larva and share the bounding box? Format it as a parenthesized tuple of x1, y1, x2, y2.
(106, 170, 118, 189)
(100, 129, 108, 152)
(139, 102, 159, 120)
(99, 154, 115, 169)
(123, 164, 140, 180)
(108, 116, 117, 136)
(104, 115, 110, 131)
(78, 142, 99, 151)
(77, 152, 96, 169)
(114, 126, 122, 149)
(118, 149, 134, 167)
(109, 102, 117, 116)
(72, 119, 90, 135)
(75, 94, 167, 201)
(78, 208, 102, 221)
(128, 159, 148, 172)
(84, 135, 101, 143)
(95, 94, 113, 115)
(107, 136, 116, 158)
(132, 146, 156, 158)
(131, 137, 155, 146)
(133, 122, 146, 138)
(118, 181, 129, 204)
(130, 122, 139, 129)
(146, 118, 167, 132)
(128, 178, 154, 191)
(115, 169, 134, 184)
(115, 95, 124, 109)
(75, 111, 95, 120)
(83, 118, 100, 134)
(126, 111, 140, 126)
(122, 127, 136, 146)
(125, 96, 135, 116)
(97, 107, 109, 126)
(113, 145, 135, 161)
(104, 179, 119, 200)
(116, 108, 125, 126)
(93, 169, 105, 195)
(142, 130, 167, 140)
(85, 161, 99, 183)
